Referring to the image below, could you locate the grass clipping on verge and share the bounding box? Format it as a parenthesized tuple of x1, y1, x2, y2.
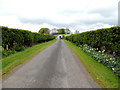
(64, 40, 119, 88)
(1, 39, 57, 78)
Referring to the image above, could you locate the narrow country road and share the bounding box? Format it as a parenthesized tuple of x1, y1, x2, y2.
(3, 39, 100, 88)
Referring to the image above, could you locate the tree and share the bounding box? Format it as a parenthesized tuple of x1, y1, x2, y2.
(38, 28, 50, 34)
(58, 28, 65, 34)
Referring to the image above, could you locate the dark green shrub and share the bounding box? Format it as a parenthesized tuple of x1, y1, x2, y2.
(66, 26, 120, 56)
(65, 26, 120, 77)
(1, 26, 55, 57)
(3, 50, 16, 58)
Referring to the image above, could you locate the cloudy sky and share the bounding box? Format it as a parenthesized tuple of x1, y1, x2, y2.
(0, 0, 119, 33)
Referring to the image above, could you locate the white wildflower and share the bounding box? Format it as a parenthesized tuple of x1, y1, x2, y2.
(98, 60, 100, 62)
(112, 68, 115, 71)
(106, 59, 108, 61)
(102, 50, 105, 53)
(110, 58, 113, 60)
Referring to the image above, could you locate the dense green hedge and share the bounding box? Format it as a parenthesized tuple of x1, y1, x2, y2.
(1, 26, 55, 52)
(65, 26, 120, 77)
(66, 26, 120, 56)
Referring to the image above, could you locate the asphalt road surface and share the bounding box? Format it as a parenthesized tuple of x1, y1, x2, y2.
(3, 39, 100, 88)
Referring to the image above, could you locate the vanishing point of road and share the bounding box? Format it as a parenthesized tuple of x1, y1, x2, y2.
(3, 39, 100, 88)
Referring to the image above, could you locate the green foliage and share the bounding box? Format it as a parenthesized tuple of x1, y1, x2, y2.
(65, 26, 120, 77)
(1, 26, 55, 57)
(38, 28, 50, 34)
(80, 45, 120, 77)
(66, 26, 120, 56)
(3, 50, 16, 58)
(58, 28, 65, 34)
(64, 40, 119, 88)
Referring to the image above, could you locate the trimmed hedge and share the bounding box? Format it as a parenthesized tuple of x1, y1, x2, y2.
(66, 26, 120, 56)
(1, 26, 55, 52)
(65, 26, 120, 77)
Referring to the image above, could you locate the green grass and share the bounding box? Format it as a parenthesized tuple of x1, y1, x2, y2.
(54, 34, 67, 36)
(53, 35, 58, 37)
(1, 39, 57, 78)
(59, 34, 66, 36)
(64, 40, 119, 88)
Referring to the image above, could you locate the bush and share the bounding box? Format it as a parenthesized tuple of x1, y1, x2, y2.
(3, 50, 16, 58)
(1, 26, 55, 57)
(65, 26, 120, 77)
(66, 26, 120, 56)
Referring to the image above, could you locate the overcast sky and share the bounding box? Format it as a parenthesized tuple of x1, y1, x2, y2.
(0, 0, 119, 33)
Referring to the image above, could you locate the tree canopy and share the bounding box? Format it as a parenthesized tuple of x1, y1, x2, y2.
(38, 28, 50, 34)
(58, 28, 65, 34)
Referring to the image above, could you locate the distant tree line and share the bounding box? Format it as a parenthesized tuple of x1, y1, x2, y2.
(39, 28, 71, 35)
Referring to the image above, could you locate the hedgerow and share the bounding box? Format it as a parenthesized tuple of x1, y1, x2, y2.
(1, 26, 55, 57)
(66, 26, 120, 56)
(65, 26, 120, 77)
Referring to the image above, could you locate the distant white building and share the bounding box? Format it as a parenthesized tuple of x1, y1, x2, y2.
(74, 30, 79, 34)
(65, 34, 71, 36)
(50, 28, 72, 35)
(50, 28, 58, 34)
(65, 28, 71, 34)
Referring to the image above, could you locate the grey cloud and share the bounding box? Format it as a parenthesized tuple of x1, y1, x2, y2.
(76, 17, 117, 25)
(88, 7, 117, 17)
(19, 6, 117, 30)
(118, 1, 120, 26)
(58, 10, 83, 16)
(19, 15, 117, 30)
(19, 17, 76, 28)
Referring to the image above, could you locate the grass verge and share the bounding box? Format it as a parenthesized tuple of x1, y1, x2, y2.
(1, 39, 57, 78)
(54, 34, 67, 36)
(64, 40, 119, 88)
